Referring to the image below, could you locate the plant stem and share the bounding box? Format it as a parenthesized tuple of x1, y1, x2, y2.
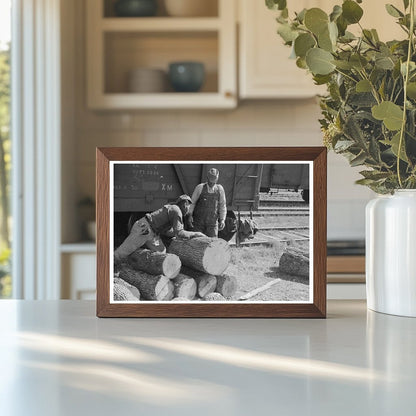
(334, 68, 358, 84)
(397, 0, 415, 188)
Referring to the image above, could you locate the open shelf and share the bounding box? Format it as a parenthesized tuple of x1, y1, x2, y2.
(104, 31, 218, 94)
(86, 0, 236, 109)
(101, 17, 221, 31)
(103, 0, 219, 18)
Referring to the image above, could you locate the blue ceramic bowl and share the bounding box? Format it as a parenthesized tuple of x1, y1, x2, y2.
(168, 62, 205, 93)
(114, 0, 157, 17)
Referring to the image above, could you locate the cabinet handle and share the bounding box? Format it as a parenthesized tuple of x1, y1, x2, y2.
(225, 91, 234, 99)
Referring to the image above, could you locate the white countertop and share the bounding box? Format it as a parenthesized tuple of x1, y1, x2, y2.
(0, 300, 415, 415)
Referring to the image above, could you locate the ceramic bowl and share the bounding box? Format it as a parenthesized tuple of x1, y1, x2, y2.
(114, 0, 158, 17)
(128, 68, 167, 93)
(168, 62, 205, 92)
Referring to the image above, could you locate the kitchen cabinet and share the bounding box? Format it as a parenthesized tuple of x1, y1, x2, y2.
(61, 245, 96, 300)
(239, 0, 325, 99)
(86, 0, 237, 109)
(238, 0, 404, 99)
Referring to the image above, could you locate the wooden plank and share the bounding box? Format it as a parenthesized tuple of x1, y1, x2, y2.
(239, 279, 282, 301)
(327, 256, 365, 274)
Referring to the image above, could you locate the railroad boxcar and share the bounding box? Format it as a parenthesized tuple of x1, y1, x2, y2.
(260, 163, 310, 202)
(113, 163, 263, 244)
(114, 163, 263, 212)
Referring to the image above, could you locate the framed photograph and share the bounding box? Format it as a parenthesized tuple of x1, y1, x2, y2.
(96, 147, 327, 318)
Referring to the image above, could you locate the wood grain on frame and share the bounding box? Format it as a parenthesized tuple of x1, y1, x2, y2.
(96, 147, 327, 318)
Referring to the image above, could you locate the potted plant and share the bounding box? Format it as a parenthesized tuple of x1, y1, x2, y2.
(266, 0, 416, 316)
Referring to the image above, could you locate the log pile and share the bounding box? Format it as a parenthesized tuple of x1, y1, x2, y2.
(172, 238, 238, 301)
(114, 237, 237, 301)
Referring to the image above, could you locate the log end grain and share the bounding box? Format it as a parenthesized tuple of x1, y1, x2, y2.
(202, 238, 231, 275)
(215, 275, 238, 298)
(119, 266, 174, 301)
(162, 253, 182, 279)
(155, 277, 175, 301)
(113, 277, 141, 301)
(279, 251, 310, 278)
(173, 274, 197, 300)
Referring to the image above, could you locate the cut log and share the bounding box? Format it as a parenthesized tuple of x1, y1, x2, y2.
(215, 275, 238, 298)
(172, 297, 192, 302)
(202, 293, 226, 302)
(168, 237, 231, 275)
(172, 274, 197, 300)
(113, 277, 141, 301)
(279, 249, 309, 278)
(119, 265, 174, 301)
(181, 266, 217, 298)
(128, 249, 181, 279)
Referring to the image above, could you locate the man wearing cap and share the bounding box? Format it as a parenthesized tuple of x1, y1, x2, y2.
(189, 168, 226, 238)
(114, 194, 205, 262)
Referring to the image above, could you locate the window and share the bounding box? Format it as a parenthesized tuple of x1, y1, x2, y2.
(0, 0, 11, 298)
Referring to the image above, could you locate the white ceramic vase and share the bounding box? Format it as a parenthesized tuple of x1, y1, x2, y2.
(366, 190, 416, 317)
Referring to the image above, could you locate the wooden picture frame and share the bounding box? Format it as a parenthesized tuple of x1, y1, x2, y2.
(96, 147, 327, 318)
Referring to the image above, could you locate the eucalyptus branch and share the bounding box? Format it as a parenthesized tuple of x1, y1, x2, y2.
(358, 69, 381, 104)
(334, 68, 358, 84)
(397, 0, 415, 188)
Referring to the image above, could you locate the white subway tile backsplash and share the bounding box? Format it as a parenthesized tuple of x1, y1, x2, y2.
(142, 131, 201, 147)
(178, 111, 227, 130)
(133, 111, 180, 130)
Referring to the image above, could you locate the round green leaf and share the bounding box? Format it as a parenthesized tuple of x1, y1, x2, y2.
(385, 4, 403, 18)
(304, 8, 329, 35)
(306, 48, 335, 75)
(318, 28, 334, 52)
(375, 56, 395, 70)
(371, 101, 404, 131)
(407, 82, 416, 99)
(333, 60, 353, 70)
(350, 54, 368, 70)
(330, 5, 342, 22)
(266, 0, 287, 11)
(277, 23, 298, 43)
(356, 80, 372, 92)
(296, 57, 308, 69)
(294, 33, 316, 58)
(342, 0, 364, 24)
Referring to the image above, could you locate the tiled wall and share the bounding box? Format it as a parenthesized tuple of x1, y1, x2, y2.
(61, 0, 375, 243)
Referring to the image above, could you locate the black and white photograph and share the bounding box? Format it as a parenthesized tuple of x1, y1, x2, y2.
(111, 162, 313, 303)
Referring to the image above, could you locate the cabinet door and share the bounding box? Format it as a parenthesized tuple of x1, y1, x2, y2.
(239, 0, 404, 99)
(239, 0, 326, 99)
(62, 253, 96, 300)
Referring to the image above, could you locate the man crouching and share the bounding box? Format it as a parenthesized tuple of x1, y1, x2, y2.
(114, 194, 206, 263)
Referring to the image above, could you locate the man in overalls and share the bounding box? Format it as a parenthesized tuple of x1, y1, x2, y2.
(189, 168, 226, 238)
(114, 194, 205, 263)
